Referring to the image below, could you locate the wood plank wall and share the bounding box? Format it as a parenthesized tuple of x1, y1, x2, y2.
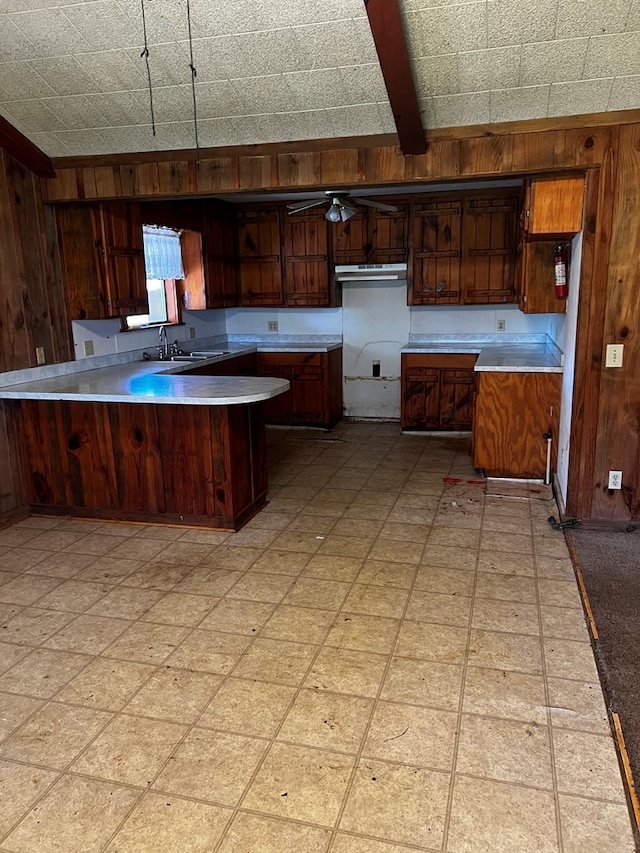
(2, 111, 640, 523)
(0, 150, 71, 521)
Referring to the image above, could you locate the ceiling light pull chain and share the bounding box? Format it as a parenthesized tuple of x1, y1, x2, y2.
(186, 0, 200, 158)
(140, 0, 156, 136)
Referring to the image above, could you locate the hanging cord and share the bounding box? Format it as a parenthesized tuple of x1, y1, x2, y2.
(140, 0, 156, 136)
(185, 0, 200, 157)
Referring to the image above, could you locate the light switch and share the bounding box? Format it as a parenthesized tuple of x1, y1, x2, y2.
(605, 344, 623, 368)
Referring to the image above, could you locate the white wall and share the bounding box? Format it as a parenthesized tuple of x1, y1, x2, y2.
(224, 307, 342, 336)
(556, 232, 583, 506)
(410, 303, 564, 336)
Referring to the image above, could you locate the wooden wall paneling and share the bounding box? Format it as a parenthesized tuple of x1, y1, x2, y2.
(510, 131, 566, 173)
(563, 128, 610, 168)
(108, 403, 165, 513)
(238, 155, 274, 189)
(157, 160, 194, 195)
(320, 149, 359, 186)
(566, 154, 618, 519)
(459, 135, 513, 176)
(278, 152, 319, 187)
(15, 401, 62, 506)
(86, 166, 118, 200)
(410, 139, 461, 181)
(364, 146, 407, 183)
(133, 162, 161, 196)
(117, 165, 136, 198)
(41, 167, 79, 201)
(590, 123, 640, 520)
(196, 157, 237, 193)
(41, 204, 73, 364)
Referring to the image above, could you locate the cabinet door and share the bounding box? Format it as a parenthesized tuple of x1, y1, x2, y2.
(411, 200, 462, 305)
(56, 204, 107, 320)
(203, 205, 239, 308)
(401, 368, 441, 429)
(283, 211, 331, 306)
(99, 202, 147, 317)
(520, 241, 567, 314)
(462, 194, 519, 304)
(238, 210, 284, 306)
(258, 358, 292, 423)
(333, 210, 368, 264)
(526, 177, 585, 236)
(290, 366, 325, 423)
(440, 368, 475, 429)
(369, 205, 408, 263)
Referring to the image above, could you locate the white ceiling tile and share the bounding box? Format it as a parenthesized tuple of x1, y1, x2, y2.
(190, 36, 252, 83)
(0, 59, 55, 99)
(189, 0, 275, 37)
(294, 18, 378, 69)
(1, 97, 67, 131)
(228, 113, 286, 145)
(487, 0, 557, 48)
(584, 33, 640, 77)
(195, 81, 247, 120)
(148, 84, 198, 125)
(418, 96, 438, 128)
(0, 1, 27, 10)
(27, 55, 99, 96)
(129, 0, 191, 46)
(432, 91, 491, 127)
(404, 4, 488, 57)
(42, 94, 108, 129)
(556, 0, 631, 39)
(327, 102, 394, 137)
(339, 65, 388, 102)
(459, 47, 521, 93)
(413, 54, 459, 97)
(85, 91, 151, 126)
(608, 74, 640, 108)
(75, 50, 148, 93)
(278, 108, 340, 141)
(627, 0, 640, 29)
(98, 124, 158, 153)
(28, 130, 70, 156)
(125, 42, 193, 89)
(9, 7, 90, 57)
(520, 38, 589, 86)
(61, 1, 142, 52)
(548, 78, 614, 116)
(0, 14, 38, 60)
(151, 121, 198, 151)
(195, 116, 238, 147)
(53, 128, 109, 155)
(490, 85, 550, 123)
(233, 28, 310, 77)
(284, 68, 353, 111)
(258, 0, 365, 28)
(229, 75, 295, 115)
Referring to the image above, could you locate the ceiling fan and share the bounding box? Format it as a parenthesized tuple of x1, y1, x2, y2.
(286, 190, 398, 223)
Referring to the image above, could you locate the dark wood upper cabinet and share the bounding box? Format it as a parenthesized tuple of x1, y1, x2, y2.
(333, 209, 368, 264)
(202, 203, 239, 308)
(282, 210, 332, 307)
(56, 204, 106, 321)
(98, 202, 148, 317)
(237, 208, 284, 306)
(524, 176, 585, 237)
(332, 204, 408, 265)
(461, 192, 519, 304)
(411, 197, 463, 305)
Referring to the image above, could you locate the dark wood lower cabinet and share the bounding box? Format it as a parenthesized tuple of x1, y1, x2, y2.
(13, 398, 267, 530)
(401, 353, 477, 430)
(258, 349, 343, 428)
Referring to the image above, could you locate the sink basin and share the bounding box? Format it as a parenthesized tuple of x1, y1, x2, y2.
(190, 350, 232, 357)
(169, 354, 210, 361)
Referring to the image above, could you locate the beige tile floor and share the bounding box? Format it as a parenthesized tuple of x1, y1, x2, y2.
(0, 423, 635, 853)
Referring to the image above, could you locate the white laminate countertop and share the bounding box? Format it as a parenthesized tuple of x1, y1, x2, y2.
(401, 335, 563, 373)
(0, 360, 290, 406)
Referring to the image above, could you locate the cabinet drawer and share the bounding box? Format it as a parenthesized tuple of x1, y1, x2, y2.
(258, 352, 323, 368)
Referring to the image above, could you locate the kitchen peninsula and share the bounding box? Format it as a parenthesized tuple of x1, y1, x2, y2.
(0, 355, 289, 531)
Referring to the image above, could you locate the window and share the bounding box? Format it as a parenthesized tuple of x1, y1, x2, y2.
(126, 226, 185, 329)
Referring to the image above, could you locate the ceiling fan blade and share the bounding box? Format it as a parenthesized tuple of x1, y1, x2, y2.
(286, 199, 325, 213)
(355, 198, 398, 213)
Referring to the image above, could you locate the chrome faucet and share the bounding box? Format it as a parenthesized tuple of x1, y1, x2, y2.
(158, 326, 169, 359)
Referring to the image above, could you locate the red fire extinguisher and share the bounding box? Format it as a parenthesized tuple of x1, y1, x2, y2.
(554, 244, 568, 299)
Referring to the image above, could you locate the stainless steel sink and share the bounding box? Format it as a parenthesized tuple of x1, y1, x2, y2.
(190, 350, 232, 357)
(169, 354, 210, 361)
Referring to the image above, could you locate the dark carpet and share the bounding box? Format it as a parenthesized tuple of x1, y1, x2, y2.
(567, 527, 640, 827)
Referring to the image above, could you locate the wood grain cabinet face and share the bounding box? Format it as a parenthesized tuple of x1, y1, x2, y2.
(202, 204, 239, 308)
(56, 204, 107, 321)
(401, 353, 477, 430)
(462, 194, 519, 304)
(99, 202, 148, 317)
(411, 199, 462, 305)
(237, 209, 284, 306)
(525, 176, 585, 236)
(332, 205, 408, 266)
(519, 240, 567, 314)
(283, 210, 332, 307)
(472, 371, 561, 478)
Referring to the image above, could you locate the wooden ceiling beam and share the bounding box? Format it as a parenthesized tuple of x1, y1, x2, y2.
(0, 114, 55, 178)
(364, 0, 426, 156)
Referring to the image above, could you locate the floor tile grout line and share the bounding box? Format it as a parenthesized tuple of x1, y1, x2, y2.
(440, 453, 485, 852)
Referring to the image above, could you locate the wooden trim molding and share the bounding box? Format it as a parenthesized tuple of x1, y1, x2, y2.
(364, 0, 426, 155)
(0, 114, 55, 178)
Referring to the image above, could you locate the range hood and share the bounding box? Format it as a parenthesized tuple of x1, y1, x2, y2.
(335, 263, 407, 281)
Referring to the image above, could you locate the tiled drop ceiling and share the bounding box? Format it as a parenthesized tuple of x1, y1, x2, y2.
(0, 0, 638, 159)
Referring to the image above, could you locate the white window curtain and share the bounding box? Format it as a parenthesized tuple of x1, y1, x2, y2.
(143, 226, 185, 280)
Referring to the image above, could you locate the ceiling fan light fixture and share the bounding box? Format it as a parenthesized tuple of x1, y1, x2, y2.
(340, 204, 356, 222)
(325, 203, 342, 223)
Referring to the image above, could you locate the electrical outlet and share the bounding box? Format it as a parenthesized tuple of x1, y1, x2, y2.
(496, 319, 506, 332)
(189, 327, 196, 340)
(268, 320, 278, 332)
(605, 344, 623, 367)
(83, 340, 94, 357)
(608, 470, 622, 490)
(35, 346, 46, 365)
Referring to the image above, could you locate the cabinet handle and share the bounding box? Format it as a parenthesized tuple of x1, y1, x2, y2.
(436, 281, 446, 292)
